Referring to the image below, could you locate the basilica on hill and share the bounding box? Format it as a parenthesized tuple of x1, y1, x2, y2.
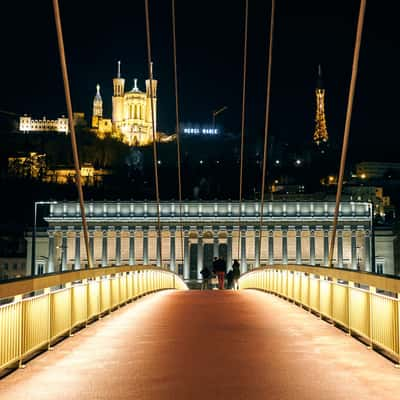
(91, 61, 173, 147)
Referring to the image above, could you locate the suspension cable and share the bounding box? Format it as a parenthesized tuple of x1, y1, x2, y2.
(144, 0, 163, 267)
(171, 0, 185, 273)
(258, 0, 275, 266)
(236, 0, 249, 266)
(52, 0, 92, 269)
(329, 0, 367, 268)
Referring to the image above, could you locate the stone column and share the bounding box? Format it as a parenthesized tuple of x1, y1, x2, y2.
(183, 229, 190, 279)
(296, 228, 302, 265)
(129, 229, 135, 266)
(323, 228, 329, 266)
(101, 230, 108, 267)
(48, 231, 55, 273)
(255, 230, 260, 268)
(143, 227, 149, 265)
(156, 230, 161, 267)
(197, 229, 203, 280)
(74, 230, 81, 270)
(227, 230, 233, 271)
(309, 229, 315, 266)
(268, 229, 274, 265)
(337, 229, 343, 268)
(115, 229, 121, 266)
(364, 230, 371, 271)
(89, 231, 94, 268)
(61, 231, 68, 271)
(282, 229, 288, 265)
(213, 229, 219, 258)
(170, 228, 176, 272)
(351, 230, 357, 269)
(240, 228, 247, 273)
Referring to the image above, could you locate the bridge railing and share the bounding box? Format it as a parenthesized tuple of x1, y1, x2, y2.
(0, 266, 187, 372)
(239, 265, 400, 364)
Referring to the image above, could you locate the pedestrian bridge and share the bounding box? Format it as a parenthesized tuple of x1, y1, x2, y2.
(1, 265, 400, 399)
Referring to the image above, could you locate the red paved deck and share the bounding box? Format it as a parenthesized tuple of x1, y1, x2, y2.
(1, 289, 400, 399)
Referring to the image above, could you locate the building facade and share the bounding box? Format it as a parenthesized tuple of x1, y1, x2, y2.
(19, 115, 68, 133)
(91, 61, 157, 146)
(25, 200, 379, 280)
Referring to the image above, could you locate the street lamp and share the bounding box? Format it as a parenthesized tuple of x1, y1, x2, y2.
(212, 106, 228, 130)
(31, 201, 57, 276)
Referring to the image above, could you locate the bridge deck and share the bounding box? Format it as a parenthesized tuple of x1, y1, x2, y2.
(1, 290, 399, 399)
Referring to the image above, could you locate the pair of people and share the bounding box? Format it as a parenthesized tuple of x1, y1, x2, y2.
(201, 258, 241, 290)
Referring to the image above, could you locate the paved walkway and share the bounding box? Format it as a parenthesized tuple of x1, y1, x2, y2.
(1, 290, 400, 399)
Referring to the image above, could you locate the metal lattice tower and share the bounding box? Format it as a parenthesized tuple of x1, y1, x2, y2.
(313, 65, 329, 146)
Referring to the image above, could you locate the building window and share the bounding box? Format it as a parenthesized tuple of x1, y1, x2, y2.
(37, 263, 44, 275)
(376, 257, 384, 274)
(13, 264, 18, 270)
(4, 263, 8, 270)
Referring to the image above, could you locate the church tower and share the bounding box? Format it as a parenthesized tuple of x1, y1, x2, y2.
(112, 61, 125, 131)
(145, 62, 158, 135)
(92, 84, 103, 128)
(313, 65, 329, 146)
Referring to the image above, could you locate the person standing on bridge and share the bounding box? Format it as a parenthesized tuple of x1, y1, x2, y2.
(232, 259, 241, 290)
(200, 265, 211, 290)
(213, 257, 227, 290)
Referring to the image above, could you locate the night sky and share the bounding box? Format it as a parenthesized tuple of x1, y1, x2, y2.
(1, 1, 399, 159)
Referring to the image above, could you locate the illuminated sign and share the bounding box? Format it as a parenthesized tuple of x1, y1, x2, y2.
(182, 126, 219, 135)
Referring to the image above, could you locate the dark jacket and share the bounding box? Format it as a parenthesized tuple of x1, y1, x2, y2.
(214, 258, 227, 273)
(200, 267, 211, 279)
(232, 261, 241, 279)
(226, 270, 234, 282)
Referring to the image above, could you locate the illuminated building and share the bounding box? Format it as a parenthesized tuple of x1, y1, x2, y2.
(19, 115, 68, 133)
(43, 163, 111, 186)
(91, 61, 172, 146)
(313, 65, 329, 146)
(8, 152, 46, 178)
(26, 200, 380, 276)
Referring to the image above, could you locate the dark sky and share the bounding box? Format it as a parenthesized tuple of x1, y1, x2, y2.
(1, 1, 399, 158)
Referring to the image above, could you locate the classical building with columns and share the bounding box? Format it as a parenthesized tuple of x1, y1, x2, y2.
(26, 200, 377, 279)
